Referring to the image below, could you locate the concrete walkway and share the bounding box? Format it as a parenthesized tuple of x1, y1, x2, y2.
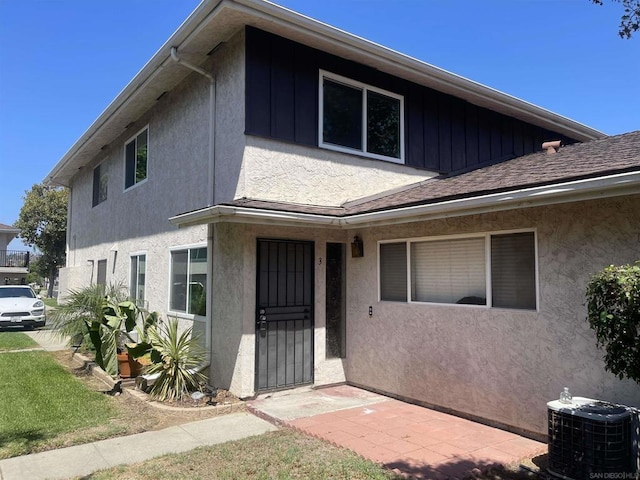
(248, 385, 547, 479)
(23, 330, 69, 352)
(0, 414, 277, 480)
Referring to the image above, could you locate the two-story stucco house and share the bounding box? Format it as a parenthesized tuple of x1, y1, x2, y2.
(48, 0, 640, 440)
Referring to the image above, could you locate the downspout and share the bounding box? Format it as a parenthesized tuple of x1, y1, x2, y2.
(170, 46, 216, 206)
(170, 46, 216, 367)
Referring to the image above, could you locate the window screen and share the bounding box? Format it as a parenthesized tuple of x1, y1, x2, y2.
(491, 232, 536, 309)
(380, 242, 407, 301)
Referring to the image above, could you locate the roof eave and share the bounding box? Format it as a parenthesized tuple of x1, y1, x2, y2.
(234, 0, 605, 142)
(170, 170, 640, 229)
(47, 0, 605, 185)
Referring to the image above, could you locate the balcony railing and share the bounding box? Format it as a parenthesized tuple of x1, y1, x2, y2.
(0, 250, 30, 268)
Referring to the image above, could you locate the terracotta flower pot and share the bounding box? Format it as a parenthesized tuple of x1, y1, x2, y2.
(117, 351, 143, 378)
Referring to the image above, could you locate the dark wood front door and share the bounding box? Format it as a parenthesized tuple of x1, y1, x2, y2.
(255, 239, 314, 391)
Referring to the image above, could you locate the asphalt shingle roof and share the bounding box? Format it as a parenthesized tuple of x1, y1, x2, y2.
(224, 130, 640, 217)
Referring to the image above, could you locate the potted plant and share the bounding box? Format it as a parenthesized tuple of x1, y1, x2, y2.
(85, 295, 158, 378)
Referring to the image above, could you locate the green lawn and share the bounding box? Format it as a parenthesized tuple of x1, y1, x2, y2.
(0, 332, 39, 351)
(0, 350, 117, 459)
(85, 430, 400, 480)
(43, 297, 58, 308)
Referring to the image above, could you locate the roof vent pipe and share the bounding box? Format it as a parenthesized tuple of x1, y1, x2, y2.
(542, 140, 561, 154)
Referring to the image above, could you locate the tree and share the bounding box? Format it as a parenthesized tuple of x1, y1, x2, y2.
(592, 0, 640, 38)
(26, 255, 46, 287)
(14, 184, 68, 297)
(586, 262, 640, 383)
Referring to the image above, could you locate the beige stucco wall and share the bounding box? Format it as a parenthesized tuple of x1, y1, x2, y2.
(60, 32, 245, 310)
(0, 232, 13, 251)
(241, 137, 433, 206)
(344, 194, 640, 437)
(209, 222, 350, 398)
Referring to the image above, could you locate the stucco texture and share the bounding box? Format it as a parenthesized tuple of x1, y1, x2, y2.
(208, 222, 350, 398)
(242, 136, 433, 206)
(59, 32, 245, 311)
(344, 194, 640, 437)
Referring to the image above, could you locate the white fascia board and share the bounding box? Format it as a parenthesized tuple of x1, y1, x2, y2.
(170, 205, 343, 228)
(170, 171, 640, 229)
(342, 171, 640, 228)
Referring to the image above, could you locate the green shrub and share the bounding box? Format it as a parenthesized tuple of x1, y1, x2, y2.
(51, 283, 127, 350)
(586, 262, 640, 383)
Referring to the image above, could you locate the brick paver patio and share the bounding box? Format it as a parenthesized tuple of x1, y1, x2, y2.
(277, 388, 547, 479)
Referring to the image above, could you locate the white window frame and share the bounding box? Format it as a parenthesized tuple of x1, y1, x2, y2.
(123, 125, 149, 192)
(318, 70, 405, 164)
(167, 243, 207, 320)
(378, 229, 539, 311)
(129, 252, 147, 308)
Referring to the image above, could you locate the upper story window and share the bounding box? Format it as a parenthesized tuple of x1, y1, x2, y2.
(319, 71, 404, 164)
(124, 127, 148, 190)
(92, 163, 108, 207)
(379, 231, 537, 310)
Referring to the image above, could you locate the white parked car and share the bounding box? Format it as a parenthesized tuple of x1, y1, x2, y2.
(0, 285, 46, 329)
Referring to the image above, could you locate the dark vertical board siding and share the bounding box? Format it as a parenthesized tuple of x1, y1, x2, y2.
(294, 43, 317, 146)
(450, 99, 466, 171)
(533, 129, 543, 153)
(465, 103, 479, 169)
(423, 89, 440, 171)
(490, 112, 502, 160)
(522, 124, 535, 155)
(406, 84, 424, 168)
(501, 115, 514, 158)
(477, 109, 491, 163)
(270, 35, 295, 141)
(245, 26, 579, 174)
(513, 121, 524, 158)
(245, 28, 271, 136)
(438, 96, 452, 172)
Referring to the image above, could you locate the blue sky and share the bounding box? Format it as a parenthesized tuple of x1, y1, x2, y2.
(1, 0, 638, 250)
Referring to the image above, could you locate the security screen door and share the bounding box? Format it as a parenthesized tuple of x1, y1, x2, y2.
(255, 239, 314, 391)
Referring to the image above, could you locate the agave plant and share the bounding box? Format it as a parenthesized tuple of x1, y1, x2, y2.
(145, 318, 206, 401)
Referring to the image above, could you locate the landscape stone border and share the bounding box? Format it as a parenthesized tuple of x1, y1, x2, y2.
(68, 350, 245, 414)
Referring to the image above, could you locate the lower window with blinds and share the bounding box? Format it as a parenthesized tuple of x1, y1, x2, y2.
(379, 231, 536, 310)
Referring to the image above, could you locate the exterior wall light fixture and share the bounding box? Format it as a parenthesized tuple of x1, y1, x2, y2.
(351, 236, 364, 258)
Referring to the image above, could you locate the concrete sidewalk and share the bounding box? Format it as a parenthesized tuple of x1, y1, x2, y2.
(0, 413, 277, 480)
(23, 330, 69, 352)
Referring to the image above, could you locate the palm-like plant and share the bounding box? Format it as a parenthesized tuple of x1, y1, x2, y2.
(51, 283, 128, 350)
(145, 318, 206, 401)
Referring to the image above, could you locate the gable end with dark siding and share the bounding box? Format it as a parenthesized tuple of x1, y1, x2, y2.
(245, 26, 577, 174)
